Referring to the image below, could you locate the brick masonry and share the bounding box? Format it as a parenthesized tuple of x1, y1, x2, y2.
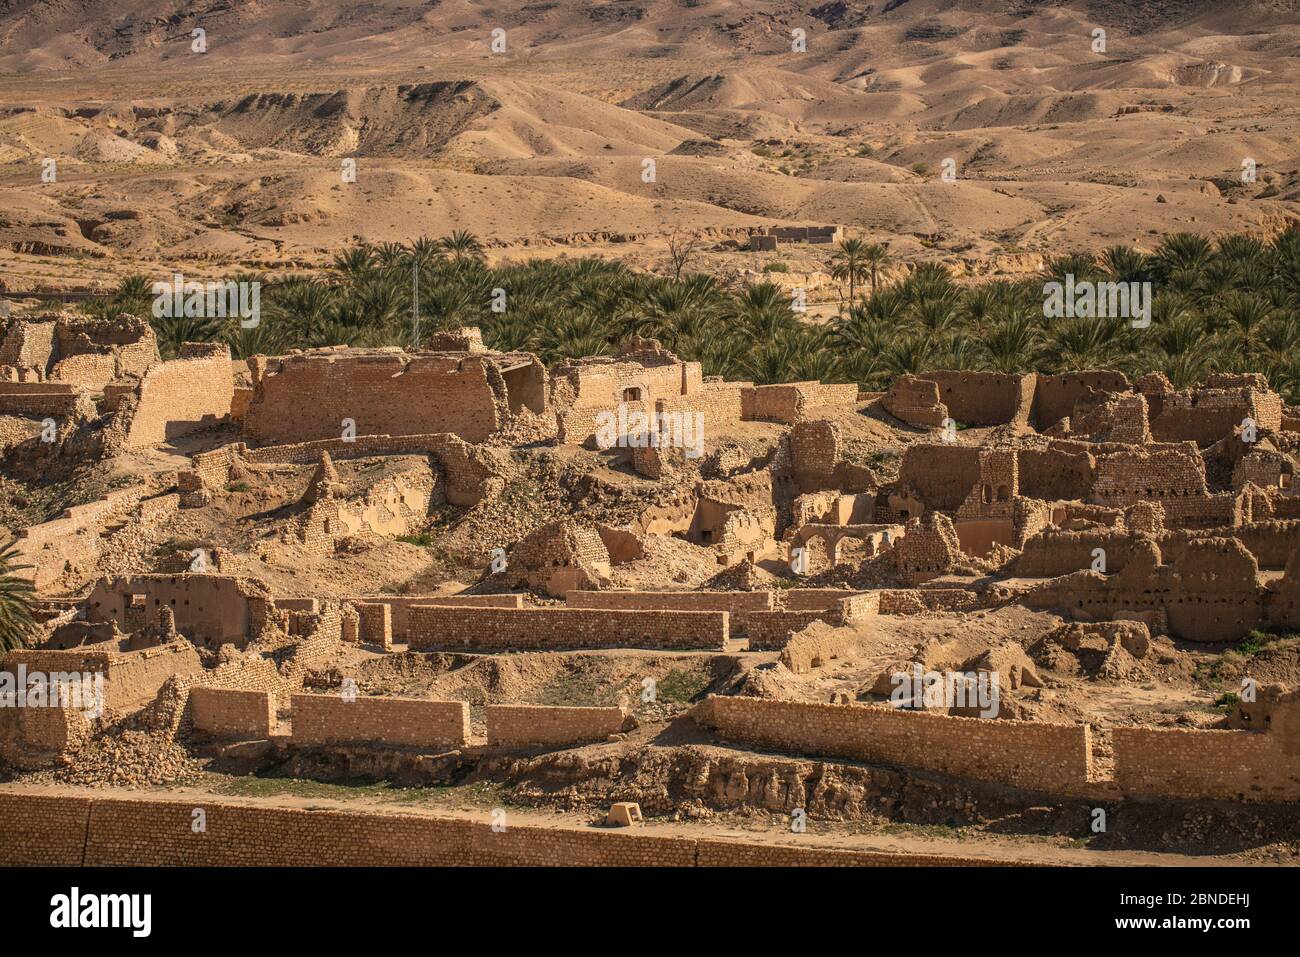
(290, 694, 470, 749)
(696, 696, 1092, 794)
(485, 704, 628, 747)
(405, 605, 729, 651)
(0, 793, 1022, 866)
(189, 687, 275, 739)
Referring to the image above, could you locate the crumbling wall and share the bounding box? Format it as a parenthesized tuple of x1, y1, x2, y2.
(406, 606, 729, 651)
(1031, 371, 1131, 429)
(913, 371, 1034, 427)
(896, 444, 982, 511)
(485, 705, 628, 747)
(742, 382, 858, 424)
(123, 343, 234, 448)
(881, 375, 946, 428)
(1016, 444, 1096, 501)
(85, 574, 275, 650)
(779, 620, 867, 674)
(243, 350, 528, 445)
(290, 694, 470, 749)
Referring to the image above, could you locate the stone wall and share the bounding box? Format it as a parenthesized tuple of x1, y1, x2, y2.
(290, 693, 470, 749)
(85, 574, 275, 650)
(406, 606, 729, 651)
(243, 350, 540, 445)
(918, 371, 1035, 427)
(189, 687, 275, 739)
(0, 792, 1015, 866)
(779, 621, 866, 674)
(344, 594, 524, 642)
(1112, 726, 1300, 801)
(696, 696, 1092, 793)
(485, 704, 628, 747)
(565, 590, 773, 635)
(123, 344, 234, 448)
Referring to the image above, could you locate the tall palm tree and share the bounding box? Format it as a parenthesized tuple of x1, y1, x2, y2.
(830, 237, 870, 304)
(862, 243, 892, 297)
(0, 541, 35, 653)
(441, 230, 486, 265)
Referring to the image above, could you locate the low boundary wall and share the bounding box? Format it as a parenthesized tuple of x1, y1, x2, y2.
(406, 606, 729, 651)
(696, 696, 1091, 794)
(189, 687, 275, 739)
(290, 694, 469, 749)
(485, 704, 628, 747)
(346, 594, 524, 641)
(0, 793, 1019, 866)
(565, 590, 773, 635)
(1112, 726, 1300, 802)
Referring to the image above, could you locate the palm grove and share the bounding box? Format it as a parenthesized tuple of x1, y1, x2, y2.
(75, 226, 1300, 402)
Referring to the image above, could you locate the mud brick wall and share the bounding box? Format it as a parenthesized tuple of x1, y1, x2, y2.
(485, 704, 627, 747)
(406, 606, 729, 651)
(698, 697, 1092, 793)
(0, 792, 1026, 866)
(1225, 520, 1300, 569)
(693, 840, 1017, 866)
(897, 444, 982, 510)
(565, 590, 773, 635)
(918, 371, 1034, 427)
(877, 589, 982, 614)
(655, 381, 746, 427)
(189, 687, 275, 739)
(1016, 529, 1142, 577)
(1017, 445, 1096, 501)
(743, 382, 856, 424)
(0, 382, 87, 415)
(749, 595, 877, 651)
(123, 347, 235, 448)
(355, 602, 393, 650)
(3, 643, 204, 713)
(0, 705, 93, 769)
(100, 643, 206, 711)
(237, 432, 498, 507)
(882, 375, 946, 427)
(780, 622, 865, 674)
(348, 593, 524, 641)
(290, 693, 469, 749)
(783, 588, 861, 611)
(1031, 371, 1131, 429)
(1151, 388, 1283, 446)
(1090, 447, 1207, 507)
(1113, 726, 1300, 802)
(243, 352, 504, 445)
(748, 611, 835, 650)
(1160, 492, 1239, 530)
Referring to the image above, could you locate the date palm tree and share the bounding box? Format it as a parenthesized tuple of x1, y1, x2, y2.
(830, 237, 870, 304)
(0, 541, 35, 653)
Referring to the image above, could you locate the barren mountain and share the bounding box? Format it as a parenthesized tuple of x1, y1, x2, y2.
(0, 0, 1296, 290)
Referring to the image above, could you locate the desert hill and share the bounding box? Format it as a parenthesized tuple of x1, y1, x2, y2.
(0, 0, 1296, 290)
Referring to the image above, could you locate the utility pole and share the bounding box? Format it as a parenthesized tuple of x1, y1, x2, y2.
(412, 257, 420, 347)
